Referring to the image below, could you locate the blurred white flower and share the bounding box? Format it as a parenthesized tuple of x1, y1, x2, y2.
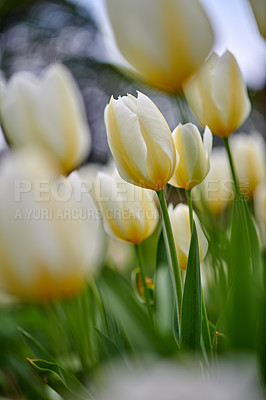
(96, 359, 263, 400)
(192, 148, 233, 215)
(78, 160, 116, 205)
(104, 0, 214, 92)
(168, 203, 208, 269)
(0, 149, 104, 301)
(96, 170, 159, 244)
(0, 63, 91, 173)
(230, 131, 265, 198)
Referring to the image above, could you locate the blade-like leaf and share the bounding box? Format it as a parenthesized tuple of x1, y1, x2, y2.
(155, 264, 174, 336)
(27, 359, 93, 400)
(225, 198, 259, 349)
(243, 200, 263, 285)
(99, 268, 176, 355)
(156, 226, 179, 343)
(180, 223, 202, 352)
(18, 327, 54, 363)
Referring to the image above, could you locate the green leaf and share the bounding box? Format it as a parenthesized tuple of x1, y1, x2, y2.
(201, 299, 213, 358)
(225, 198, 261, 349)
(155, 264, 174, 336)
(242, 200, 263, 284)
(180, 223, 202, 352)
(156, 224, 169, 267)
(18, 327, 54, 363)
(99, 268, 175, 356)
(27, 359, 93, 400)
(156, 226, 179, 343)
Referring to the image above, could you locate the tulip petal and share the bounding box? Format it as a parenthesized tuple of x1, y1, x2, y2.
(211, 51, 231, 126)
(105, 0, 214, 91)
(37, 64, 91, 171)
(203, 126, 213, 158)
(105, 97, 154, 188)
(136, 92, 176, 187)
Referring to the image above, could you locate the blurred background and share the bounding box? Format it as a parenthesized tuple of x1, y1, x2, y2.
(0, 1, 265, 398)
(0, 0, 265, 163)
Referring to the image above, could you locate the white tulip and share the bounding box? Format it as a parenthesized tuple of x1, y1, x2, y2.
(170, 123, 212, 190)
(104, 91, 177, 191)
(97, 360, 263, 400)
(96, 170, 159, 244)
(0, 63, 91, 173)
(183, 51, 251, 138)
(230, 132, 265, 198)
(105, 0, 214, 92)
(192, 148, 233, 215)
(168, 203, 208, 269)
(0, 148, 103, 301)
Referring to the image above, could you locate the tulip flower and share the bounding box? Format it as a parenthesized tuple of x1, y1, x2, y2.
(230, 132, 265, 198)
(183, 51, 251, 138)
(254, 181, 266, 248)
(104, 91, 177, 191)
(105, 0, 214, 92)
(0, 63, 91, 173)
(169, 123, 212, 190)
(168, 203, 208, 269)
(96, 171, 159, 244)
(192, 148, 233, 215)
(0, 149, 103, 301)
(97, 360, 262, 400)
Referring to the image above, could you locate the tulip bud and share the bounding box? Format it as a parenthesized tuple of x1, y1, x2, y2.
(183, 51, 251, 138)
(96, 171, 159, 244)
(192, 148, 233, 215)
(104, 91, 177, 191)
(0, 149, 103, 301)
(105, 0, 214, 92)
(169, 123, 212, 190)
(0, 64, 91, 173)
(168, 203, 208, 269)
(230, 132, 265, 198)
(254, 181, 266, 248)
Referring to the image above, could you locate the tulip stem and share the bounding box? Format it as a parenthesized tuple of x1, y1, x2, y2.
(223, 137, 240, 196)
(135, 244, 153, 324)
(157, 189, 182, 318)
(186, 189, 213, 361)
(187, 189, 193, 233)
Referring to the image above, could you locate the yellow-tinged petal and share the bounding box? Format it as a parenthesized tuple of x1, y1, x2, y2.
(169, 203, 208, 269)
(104, 92, 177, 191)
(105, 0, 214, 92)
(0, 148, 103, 302)
(0, 63, 91, 173)
(97, 170, 159, 244)
(170, 123, 212, 190)
(183, 51, 251, 138)
(230, 131, 265, 197)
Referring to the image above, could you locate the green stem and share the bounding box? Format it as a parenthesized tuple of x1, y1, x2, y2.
(157, 189, 182, 318)
(187, 189, 193, 233)
(90, 279, 106, 330)
(135, 244, 153, 324)
(223, 137, 239, 196)
(186, 189, 213, 359)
